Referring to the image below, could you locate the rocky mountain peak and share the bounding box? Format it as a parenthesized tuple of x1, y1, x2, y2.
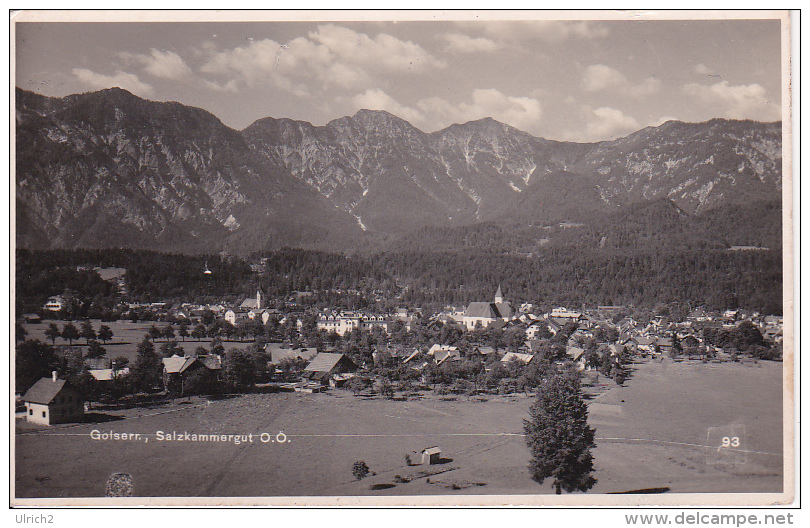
(15, 87, 783, 254)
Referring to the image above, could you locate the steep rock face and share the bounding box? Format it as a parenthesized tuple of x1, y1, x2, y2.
(16, 87, 783, 254)
(244, 110, 479, 235)
(569, 119, 782, 212)
(430, 118, 593, 220)
(16, 87, 361, 253)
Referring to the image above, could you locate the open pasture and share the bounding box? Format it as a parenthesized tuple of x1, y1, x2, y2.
(15, 357, 784, 501)
(22, 319, 253, 364)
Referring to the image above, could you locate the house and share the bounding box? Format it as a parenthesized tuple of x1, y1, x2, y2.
(316, 312, 362, 335)
(261, 309, 280, 325)
(468, 345, 498, 361)
(764, 327, 783, 343)
(636, 336, 656, 355)
(224, 308, 250, 326)
(763, 315, 782, 327)
(303, 353, 359, 386)
(548, 307, 584, 323)
(567, 328, 592, 348)
(428, 345, 461, 366)
(265, 343, 318, 364)
(359, 315, 392, 334)
(681, 335, 701, 349)
(162, 354, 222, 394)
(462, 286, 515, 330)
(565, 346, 587, 370)
(500, 352, 535, 365)
(617, 334, 638, 353)
(598, 305, 626, 319)
(88, 367, 130, 382)
(525, 320, 550, 340)
(43, 296, 65, 312)
(94, 267, 127, 294)
(656, 337, 673, 354)
(21, 313, 42, 324)
(421, 446, 442, 465)
(402, 349, 425, 366)
(21, 373, 84, 425)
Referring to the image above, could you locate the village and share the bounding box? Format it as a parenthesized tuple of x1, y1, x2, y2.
(14, 260, 786, 499)
(16, 262, 783, 427)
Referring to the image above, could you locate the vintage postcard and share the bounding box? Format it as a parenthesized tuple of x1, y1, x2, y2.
(10, 9, 795, 510)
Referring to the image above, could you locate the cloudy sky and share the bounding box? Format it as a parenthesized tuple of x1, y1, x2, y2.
(14, 14, 785, 142)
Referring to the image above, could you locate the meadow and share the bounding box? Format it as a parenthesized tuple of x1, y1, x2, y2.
(14, 357, 784, 503)
(22, 319, 253, 364)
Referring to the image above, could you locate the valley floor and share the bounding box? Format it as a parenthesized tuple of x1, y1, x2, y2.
(14, 358, 785, 505)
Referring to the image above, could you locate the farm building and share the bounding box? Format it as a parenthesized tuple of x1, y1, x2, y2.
(21, 373, 84, 425)
(500, 352, 536, 365)
(303, 353, 359, 386)
(265, 344, 318, 364)
(21, 313, 42, 324)
(162, 354, 222, 394)
(427, 344, 461, 365)
(421, 446, 441, 465)
(89, 367, 130, 383)
(566, 346, 587, 370)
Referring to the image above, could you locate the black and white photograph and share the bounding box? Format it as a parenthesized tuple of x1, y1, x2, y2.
(11, 9, 795, 508)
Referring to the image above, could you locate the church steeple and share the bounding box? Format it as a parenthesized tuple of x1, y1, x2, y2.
(494, 285, 504, 303)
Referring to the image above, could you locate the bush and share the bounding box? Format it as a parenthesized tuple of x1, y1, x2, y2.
(378, 378, 394, 399)
(352, 460, 370, 481)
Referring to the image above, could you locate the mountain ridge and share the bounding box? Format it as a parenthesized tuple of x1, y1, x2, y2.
(15, 87, 782, 255)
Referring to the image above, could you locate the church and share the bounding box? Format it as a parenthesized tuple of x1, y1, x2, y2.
(462, 286, 515, 331)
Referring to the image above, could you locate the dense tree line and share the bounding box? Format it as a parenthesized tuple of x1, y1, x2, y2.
(15, 248, 253, 313)
(17, 242, 782, 319)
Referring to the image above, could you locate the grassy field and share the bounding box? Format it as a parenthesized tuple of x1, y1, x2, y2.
(22, 319, 253, 364)
(14, 357, 784, 502)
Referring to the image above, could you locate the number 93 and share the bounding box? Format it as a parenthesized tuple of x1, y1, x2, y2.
(721, 436, 740, 448)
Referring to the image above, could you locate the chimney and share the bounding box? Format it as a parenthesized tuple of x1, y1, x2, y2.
(52, 371, 58, 382)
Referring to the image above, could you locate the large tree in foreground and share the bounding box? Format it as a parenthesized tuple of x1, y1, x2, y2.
(524, 369, 597, 494)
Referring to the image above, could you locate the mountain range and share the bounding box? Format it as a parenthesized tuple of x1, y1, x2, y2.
(15, 87, 783, 255)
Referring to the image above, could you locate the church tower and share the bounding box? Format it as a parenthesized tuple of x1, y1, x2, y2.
(256, 289, 262, 310)
(494, 285, 504, 303)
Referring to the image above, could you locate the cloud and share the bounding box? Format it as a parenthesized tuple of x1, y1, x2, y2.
(583, 64, 627, 92)
(72, 68, 154, 97)
(474, 20, 609, 44)
(584, 107, 640, 141)
(693, 63, 712, 75)
(309, 24, 445, 72)
(417, 88, 542, 131)
(582, 64, 661, 97)
(123, 48, 193, 80)
(627, 77, 662, 97)
(441, 33, 501, 53)
(200, 24, 445, 96)
(650, 115, 680, 127)
(352, 89, 424, 125)
(683, 80, 781, 121)
(203, 79, 239, 93)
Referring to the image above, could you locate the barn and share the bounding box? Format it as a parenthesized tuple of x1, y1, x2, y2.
(421, 446, 442, 465)
(303, 353, 359, 386)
